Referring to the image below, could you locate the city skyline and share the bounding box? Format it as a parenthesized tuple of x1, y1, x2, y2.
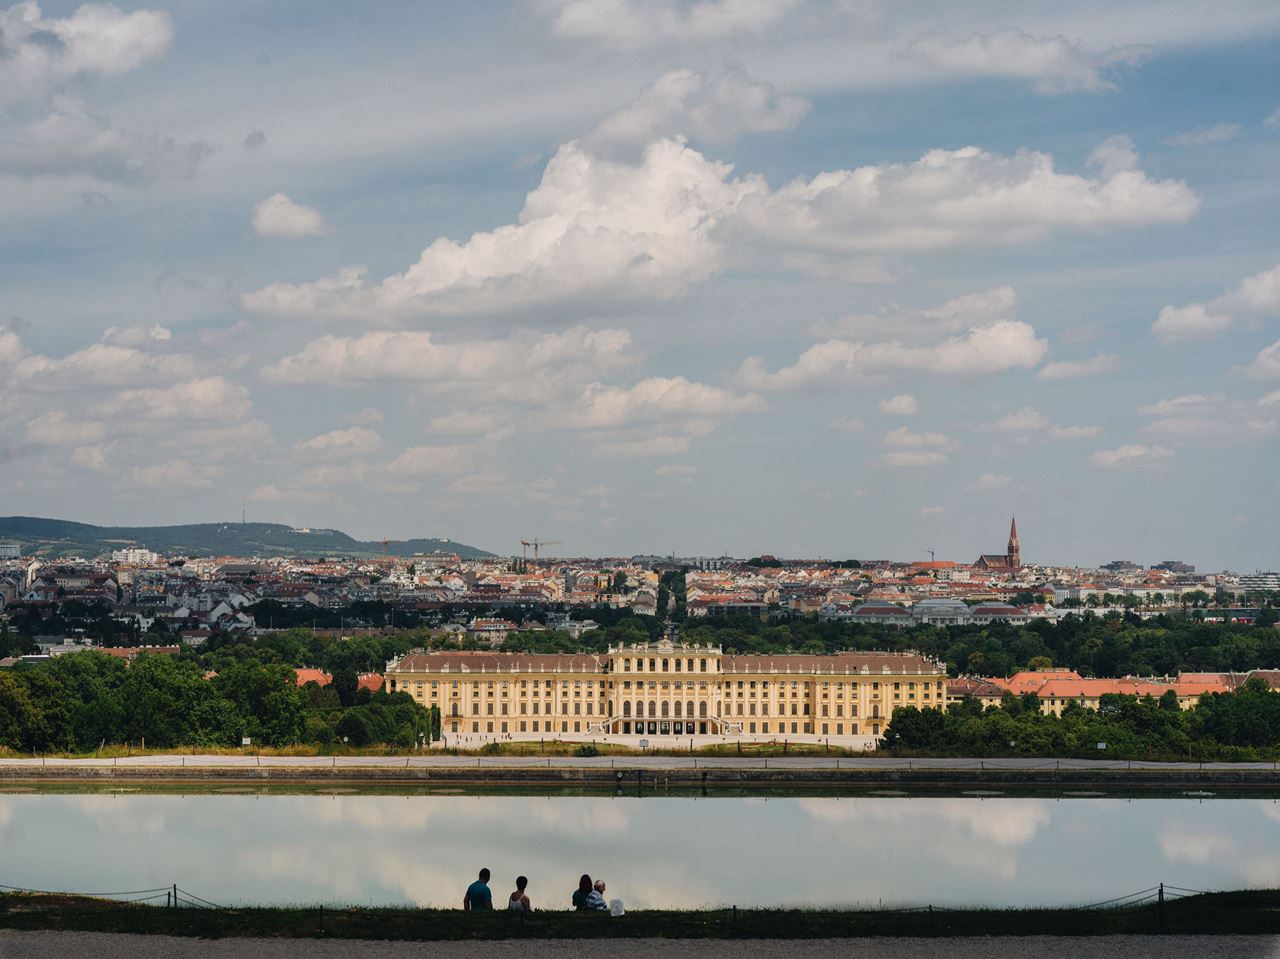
(2, 2, 1279, 570)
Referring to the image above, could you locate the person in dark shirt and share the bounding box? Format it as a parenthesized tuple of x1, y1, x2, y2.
(464, 868, 493, 910)
(572, 873, 593, 910)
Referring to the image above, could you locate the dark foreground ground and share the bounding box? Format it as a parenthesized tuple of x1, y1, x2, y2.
(1, 890, 1278, 940)
(1, 932, 1278, 958)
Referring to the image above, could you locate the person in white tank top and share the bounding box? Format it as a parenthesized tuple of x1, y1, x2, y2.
(508, 875, 531, 913)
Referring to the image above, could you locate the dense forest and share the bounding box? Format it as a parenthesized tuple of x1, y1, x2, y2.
(884, 679, 1280, 761)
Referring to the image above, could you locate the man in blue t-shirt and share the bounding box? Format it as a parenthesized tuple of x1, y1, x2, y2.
(464, 868, 493, 910)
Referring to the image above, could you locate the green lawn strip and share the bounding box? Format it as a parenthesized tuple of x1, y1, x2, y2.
(1, 891, 1276, 939)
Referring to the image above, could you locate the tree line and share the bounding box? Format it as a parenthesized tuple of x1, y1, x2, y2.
(883, 679, 1280, 761)
(0, 650, 430, 754)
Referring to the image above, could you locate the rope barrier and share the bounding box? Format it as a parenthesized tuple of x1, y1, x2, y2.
(0, 882, 169, 897)
(176, 888, 224, 909)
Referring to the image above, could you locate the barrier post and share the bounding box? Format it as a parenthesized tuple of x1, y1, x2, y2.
(1158, 883, 1165, 932)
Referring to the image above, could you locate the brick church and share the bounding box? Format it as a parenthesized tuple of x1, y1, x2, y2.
(974, 516, 1021, 571)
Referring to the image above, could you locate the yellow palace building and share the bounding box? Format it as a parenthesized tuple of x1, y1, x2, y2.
(385, 631, 946, 743)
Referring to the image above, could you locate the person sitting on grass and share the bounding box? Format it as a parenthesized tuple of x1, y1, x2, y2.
(464, 868, 493, 910)
(508, 875, 531, 913)
(585, 879, 609, 911)
(572, 873, 594, 910)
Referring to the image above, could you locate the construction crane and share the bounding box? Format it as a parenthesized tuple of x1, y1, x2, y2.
(927, 549, 935, 562)
(520, 538, 562, 561)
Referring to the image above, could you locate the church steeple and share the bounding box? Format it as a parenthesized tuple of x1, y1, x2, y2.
(1008, 515, 1020, 569)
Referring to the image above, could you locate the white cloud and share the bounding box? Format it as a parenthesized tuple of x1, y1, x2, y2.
(6, 334, 197, 390)
(1245, 340, 1280, 379)
(426, 411, 505, 435)
(739, 320, 1047, 390)
(71, 443, 109, 472)
(1049, 424, 1102, 440)
(1152, 304, 1233, 343)
(251, 193, 333, 238)
(244, 139, 763, 318)
(0, 98, 212, 184)
(1137, 393, 1222, 416)
(101, 324, 171, 347)
(294, 427, 381, 457)
(1165, 123, 1242, 147)
(919, 505, 946, 515)
(537, 0, 798, 49)
(880, 450, 947, 468)
(592, 435, 691, 458)
(740, 138, 1196, 255)
(905, 29, 1148, 94)
(1089, 444, 1174, 469)
(387, 445, 477, 476)
(245, 137, 1196, 320)
(1086, 134, 1140, 178)
(24, 410, 104, 445)
(565, 376, 763, 429)
(878, 394, 918, 416)
(105, 377, 252, 421)
(262, 326, 632, 386)
(1037, 353, 1120, 379)
(130, 460, 218, 489)
(991, 406, 1050, 432)
(971, 472, 1011, 491)
(1267, 107, 1280, 127)
(654, 463, 699, 478)
(0, 2, 173, 102)
(884, 427, 954, 450)
(590, 67, 809, 148)
(828, 417, 864, 433)
(1154, 262, 1280, 343)
(343, 407, 383, 426)
(1137, 393, 1278, 444)
(814, 287, 1017, 340)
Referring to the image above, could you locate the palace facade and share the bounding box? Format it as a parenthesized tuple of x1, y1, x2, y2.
(385, 634, 946, 741)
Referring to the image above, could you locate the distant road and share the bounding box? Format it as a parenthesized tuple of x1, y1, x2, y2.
(0, 754, 1276, 772)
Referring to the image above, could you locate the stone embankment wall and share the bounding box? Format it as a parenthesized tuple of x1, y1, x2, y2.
(0, 765, 1277, 789)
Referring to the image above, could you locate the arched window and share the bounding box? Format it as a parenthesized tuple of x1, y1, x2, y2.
(450, 704, 459, 717)
(623, 701, 631, 717)
(699, 701, 708, 718)
(648, 700, 657, 718)
(661, 701, 670, 718)
(674, 701, 683, 718)
(687, 700, 694, 719)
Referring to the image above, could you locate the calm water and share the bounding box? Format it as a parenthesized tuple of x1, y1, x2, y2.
(1, 790, 1277, 909)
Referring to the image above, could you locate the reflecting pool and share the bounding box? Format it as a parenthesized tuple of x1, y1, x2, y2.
(1, 791, 1277, 908)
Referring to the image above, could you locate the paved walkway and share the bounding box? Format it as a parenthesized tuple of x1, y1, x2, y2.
(0, 754, 1276, 771)
(0, 932, 1275, 958)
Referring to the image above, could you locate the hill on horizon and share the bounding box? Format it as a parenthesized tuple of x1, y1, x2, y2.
(0, 516, 494, 560)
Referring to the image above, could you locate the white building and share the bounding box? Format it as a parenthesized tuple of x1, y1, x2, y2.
(111, 547, 161, 565)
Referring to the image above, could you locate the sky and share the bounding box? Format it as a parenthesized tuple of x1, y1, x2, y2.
(2, 0, 1279, 569)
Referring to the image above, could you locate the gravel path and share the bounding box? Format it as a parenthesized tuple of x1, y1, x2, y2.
(1, 933, 1278, 958)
